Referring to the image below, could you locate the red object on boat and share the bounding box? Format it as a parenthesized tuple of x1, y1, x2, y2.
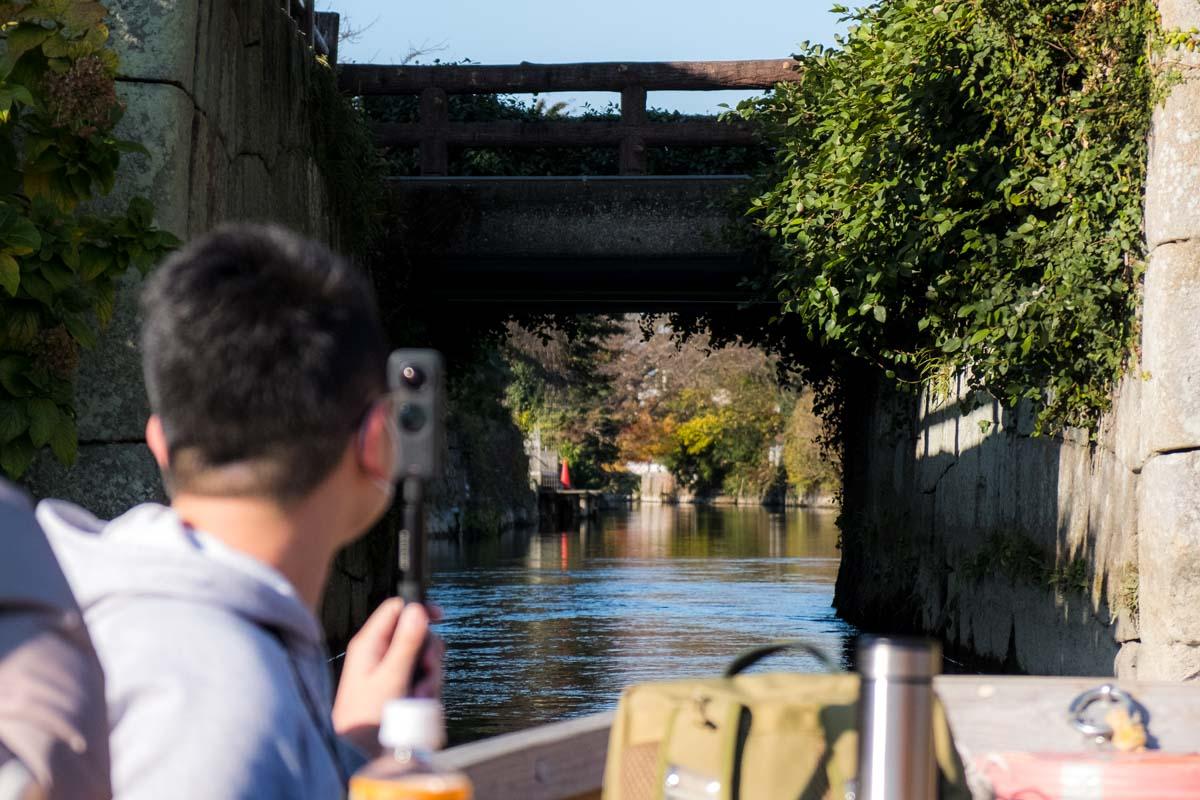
(977, 752, 1200, 799)
(560, 460, 572, 489)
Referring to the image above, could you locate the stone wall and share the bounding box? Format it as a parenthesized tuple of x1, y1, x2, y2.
(23, 0, 390, 652)
(427, 429, 537, 538)
(836, 374, 1141, 676)
(24, 2, 538, 655)
(27, 0, 336, 514)
(1136, 0, 1200, 682)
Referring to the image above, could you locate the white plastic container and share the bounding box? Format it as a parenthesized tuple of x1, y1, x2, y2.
(348, 699, 473, 800)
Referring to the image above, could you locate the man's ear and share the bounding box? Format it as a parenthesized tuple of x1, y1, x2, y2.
(145, 415, 170, 470)
(357, 403, 395, 482)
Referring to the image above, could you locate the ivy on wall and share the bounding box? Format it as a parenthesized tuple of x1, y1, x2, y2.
(736, 0, 1159, 433)
(309, 55, 385, 262)
(0, 0, 179, 478)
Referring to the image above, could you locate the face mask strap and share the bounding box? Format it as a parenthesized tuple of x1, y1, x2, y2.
(356, 393, 404, 485)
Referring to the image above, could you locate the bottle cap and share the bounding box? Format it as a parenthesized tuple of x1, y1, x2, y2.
(379, 698, 447, 751)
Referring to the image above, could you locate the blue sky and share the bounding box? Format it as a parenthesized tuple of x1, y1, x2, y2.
(327, 0, 844, 114)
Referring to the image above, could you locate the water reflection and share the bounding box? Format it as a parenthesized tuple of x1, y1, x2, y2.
(429, 504, 856, 744)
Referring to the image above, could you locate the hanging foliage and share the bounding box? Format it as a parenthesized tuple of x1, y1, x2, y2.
(737, 0, 1158, 433)
(0, 0, 179, 478)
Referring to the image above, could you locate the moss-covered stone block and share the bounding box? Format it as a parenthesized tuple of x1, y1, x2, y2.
(107, 0, 200, 90)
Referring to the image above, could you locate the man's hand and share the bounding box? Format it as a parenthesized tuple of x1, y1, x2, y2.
(332, 598, 445, 756)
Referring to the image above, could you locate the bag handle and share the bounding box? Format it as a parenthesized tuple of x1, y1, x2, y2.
(723, 640, 839, 677)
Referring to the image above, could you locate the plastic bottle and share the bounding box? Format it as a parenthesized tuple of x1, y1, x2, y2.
(348, 699, 474, 800)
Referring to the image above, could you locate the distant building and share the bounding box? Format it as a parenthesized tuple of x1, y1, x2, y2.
(624, 461, 668, 476)
(625, 461, 675, 502)
(768, 443, 783, 468)
(524, 429, 562, 490)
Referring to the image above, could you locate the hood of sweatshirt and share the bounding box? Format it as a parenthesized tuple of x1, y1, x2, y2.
(35, 501, 363, 799)
(36, 501, 322, 650)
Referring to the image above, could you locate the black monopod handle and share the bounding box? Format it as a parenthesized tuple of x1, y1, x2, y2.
(398, 477, 430, 695)
(398, 477, 427, 605)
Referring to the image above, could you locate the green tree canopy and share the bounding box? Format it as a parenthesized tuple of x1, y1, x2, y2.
(736, 0, 1155, 433)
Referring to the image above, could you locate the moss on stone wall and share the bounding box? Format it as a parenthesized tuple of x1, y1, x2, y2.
(307, 58, 384, 261)
(960, 531, 1090, 594)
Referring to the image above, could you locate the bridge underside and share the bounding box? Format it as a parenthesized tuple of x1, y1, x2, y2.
(382, 176, 765, 311)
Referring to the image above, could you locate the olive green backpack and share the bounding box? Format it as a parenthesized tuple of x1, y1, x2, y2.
(602, 642, 968, 800)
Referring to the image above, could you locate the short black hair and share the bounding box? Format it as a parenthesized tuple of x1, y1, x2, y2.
(140, 224, 388, 501)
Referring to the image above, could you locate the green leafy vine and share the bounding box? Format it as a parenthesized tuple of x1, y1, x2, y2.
(736, 0, 1161, 433)
(0, 0, 179, 479)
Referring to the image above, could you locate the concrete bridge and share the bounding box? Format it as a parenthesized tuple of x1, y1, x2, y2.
(383, 175, 754, 310)
(341, 59, 800, 309)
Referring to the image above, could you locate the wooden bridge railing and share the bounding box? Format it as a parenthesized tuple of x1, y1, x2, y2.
(337, 59, 801, 175)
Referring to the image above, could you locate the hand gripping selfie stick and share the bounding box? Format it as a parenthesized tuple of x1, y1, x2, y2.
(386, 350, 445, 689)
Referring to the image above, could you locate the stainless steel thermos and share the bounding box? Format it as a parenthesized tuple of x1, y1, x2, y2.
(856, 636, 942, 800)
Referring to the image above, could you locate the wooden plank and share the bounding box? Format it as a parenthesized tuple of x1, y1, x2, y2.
(432, 712, 613, 800)
(339, 59, 801, 95)
(619, 86, 647, 175)
(419, 88, 449, 175)
(373, 119, 757, 149)
(935, 675, 1200, 755)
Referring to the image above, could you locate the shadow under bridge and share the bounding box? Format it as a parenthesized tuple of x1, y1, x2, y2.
(339, 58, 801, 311)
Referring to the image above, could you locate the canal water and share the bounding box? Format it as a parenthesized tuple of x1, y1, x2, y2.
(428, 503, 858, 744)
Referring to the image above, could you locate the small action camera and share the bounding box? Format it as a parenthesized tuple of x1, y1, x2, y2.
(386, 349, 446, 481)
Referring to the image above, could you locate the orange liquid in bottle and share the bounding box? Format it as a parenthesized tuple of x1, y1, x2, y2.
(349, 767, 473, 800)
(349, 699, 473, 800)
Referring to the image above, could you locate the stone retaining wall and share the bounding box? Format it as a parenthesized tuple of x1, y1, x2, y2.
(836, 374, 1140, 676)
(27, 0, 335, 513)
(24, 1, 538, 655)
(25, 0, 372, 651)
(1136, 0, 1200, 681)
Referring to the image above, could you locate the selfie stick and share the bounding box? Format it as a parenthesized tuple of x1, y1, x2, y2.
(398, 477, 427, 605)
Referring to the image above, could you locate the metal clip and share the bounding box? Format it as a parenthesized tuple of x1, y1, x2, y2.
(1067, 683, 1137, 744)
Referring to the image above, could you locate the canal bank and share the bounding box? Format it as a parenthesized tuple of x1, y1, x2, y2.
(835, 371, 1139, 677)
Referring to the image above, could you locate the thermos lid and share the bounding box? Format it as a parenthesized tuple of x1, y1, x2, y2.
(379, 698, 447, 751)
(856, 635, 942, 680)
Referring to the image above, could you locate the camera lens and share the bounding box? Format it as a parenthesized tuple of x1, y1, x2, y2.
(398, 402, 427, 432)
(401, 365, 426, 388)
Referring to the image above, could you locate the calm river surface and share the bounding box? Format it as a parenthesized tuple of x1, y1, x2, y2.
(428, 504, 858, 744)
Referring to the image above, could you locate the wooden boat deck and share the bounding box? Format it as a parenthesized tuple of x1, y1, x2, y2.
(433, 712, 613, 800)
(431, 677, 1200, 800)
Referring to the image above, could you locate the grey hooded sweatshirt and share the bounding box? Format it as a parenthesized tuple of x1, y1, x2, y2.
(0, 483, 110, 799)
(37, 501, 365, 800)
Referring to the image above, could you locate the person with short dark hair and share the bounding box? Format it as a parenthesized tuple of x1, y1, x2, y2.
(38, 225, 442, 799)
